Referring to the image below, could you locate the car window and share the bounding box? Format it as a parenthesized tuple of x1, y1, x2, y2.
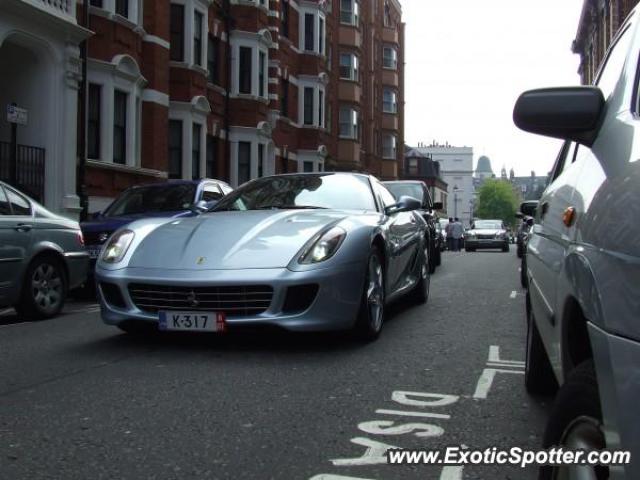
(0, 186, 11, 215)
(202, 184, 224, 202)
(220, 185, 233, 195)
(384, 183, 424, 203)
(550, 141, 578, 182)
(595, 24, 632, 98)
(376, 182, 398, 208)
(104, 184, 197, 217)
(6, 188, 31, 216)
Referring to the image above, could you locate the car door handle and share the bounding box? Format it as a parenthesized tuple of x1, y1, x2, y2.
(14, 223, 33, 232)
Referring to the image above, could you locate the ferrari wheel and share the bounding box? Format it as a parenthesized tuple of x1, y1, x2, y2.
(353, 246, 385, 342)
(410, 244, 430, 304)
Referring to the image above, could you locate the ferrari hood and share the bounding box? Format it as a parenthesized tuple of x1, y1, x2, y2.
(128, 210, 348, 270)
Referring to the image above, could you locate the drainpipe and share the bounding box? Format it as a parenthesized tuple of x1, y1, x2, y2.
(223, 0, 232, 183)
(77, 0, 90, 221)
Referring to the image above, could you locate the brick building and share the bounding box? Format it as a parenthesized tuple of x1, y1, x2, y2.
(402, 145, 448, 214)
(0, 0, 404, 216)
(572, 0, 639, 85)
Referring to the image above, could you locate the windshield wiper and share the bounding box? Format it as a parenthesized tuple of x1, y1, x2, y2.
(255, 205, 328, 210)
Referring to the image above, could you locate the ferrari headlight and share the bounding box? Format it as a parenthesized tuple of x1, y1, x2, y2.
(299, 226, 346, 264)
(101, 229, 135, 264)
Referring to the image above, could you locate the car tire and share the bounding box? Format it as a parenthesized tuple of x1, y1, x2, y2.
(540, 361, 608, 480)
(517, 245, 523, 258)
(117, 321, 158, 336)
(409, 243, 430, 305)
(353, 246, 385, 342)
(525, 308, 557, 395)
(428, 243, 437, 274)
(435, 247, 442, 266)
(16, 255, 67, 320)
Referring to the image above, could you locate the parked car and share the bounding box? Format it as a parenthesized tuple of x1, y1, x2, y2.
(383, 180, 443, 273)
(81, 179, 232, 273)
(0, 181, 89, 319)
(437, 218, 450, 250)
(513, 10, 640, 478)
(464, 219, 510, 252)
(96, 173, 431, 341)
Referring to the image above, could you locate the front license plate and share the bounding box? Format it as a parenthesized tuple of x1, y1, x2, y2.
(88, 246, 102, 259)
(158, 311, 226, 333)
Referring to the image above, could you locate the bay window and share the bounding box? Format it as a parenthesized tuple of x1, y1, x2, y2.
(192, 123, 202, 179)
(207, 36, 220, 84)
(304, 14, 315, 51)
(232, 36, 270, 98)
(383, 88, 397, 113)
(239, 46, 252, 94)
(206, 135, 217, 178)
(383, 45, 398, 69)
(170, 4, 185, 62)
(340, 0, 359, 26)
(113, 91, 127, 164)
(88, 84, 101, 160)
(299, 80, 326, 128)
(339, 53, 359, 81)
(259, 51, 266, 98)
(300, 8, 326, 55)
(238, 142, 251, 185)
(193, 11, 203, 66)
(304, 87, 314, 125)
(383, 134, 397, 159)
(339, 106, 359, 139)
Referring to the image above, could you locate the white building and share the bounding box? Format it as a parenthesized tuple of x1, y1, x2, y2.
(0, 0, 89, 216)
(413, 142, 475, 226)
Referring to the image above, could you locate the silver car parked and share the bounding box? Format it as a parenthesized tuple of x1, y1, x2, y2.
(0, 181, 89, 319)
(514, 7, 640, 479)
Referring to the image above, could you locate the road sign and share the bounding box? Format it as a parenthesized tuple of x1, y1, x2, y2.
(7, 104, 28, 126)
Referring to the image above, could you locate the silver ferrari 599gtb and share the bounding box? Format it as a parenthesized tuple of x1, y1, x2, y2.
(95, 173, 430, 341)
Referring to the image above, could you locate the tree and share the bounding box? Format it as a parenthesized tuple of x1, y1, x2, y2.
(475, 179, 519, 227)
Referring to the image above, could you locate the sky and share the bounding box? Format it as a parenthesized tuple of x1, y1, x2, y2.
(403, 0, 585, 177)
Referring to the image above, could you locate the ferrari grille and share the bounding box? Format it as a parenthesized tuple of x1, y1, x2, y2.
(128, 284, 273, 317)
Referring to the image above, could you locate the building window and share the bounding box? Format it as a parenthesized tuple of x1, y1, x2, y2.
(239, 46, 252, 94)
(382, 134, 397, 159)
(304, 87, 314, 125)
(339, 106, 358, 139)
(319, 17, 325, 55)
(383, 88, 397, 113)
(339, 53, 359, 81)
(194, 11, 203, 66)
(318, 90, 324, 128)
(258, 143, 265, 178)
(115, 0, 128, 18)
(238, 142, 251, 184)
(303, 161, 314, 172)
(170, 4, 185, 62)
(192, 123, 202, 179)
(304, 14, 315, 51)
(383, 45, 397, 69)
(259, 51, 266, 98)
(206, 135, 217, 178)
(281, 79, 289, 117)
(169, 120, 183, 179)
(384, 0, 393, 27)
(113, 91, 127, 164)
(340, 0, 359, 26)
(88, 84, 101, 160)
(281, 1, 289, 38)
(90, 0, 104, 7)
(208, 36, 219, 84)
(407, 158, 418, 176)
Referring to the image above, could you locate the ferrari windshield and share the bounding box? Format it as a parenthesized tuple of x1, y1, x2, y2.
(473, 220, 503, 230)
(104, 184, 196, 217)
(213, 174, 377, 212)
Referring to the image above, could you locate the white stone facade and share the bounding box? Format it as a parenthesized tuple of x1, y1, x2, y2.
(413, 144, 475, 226)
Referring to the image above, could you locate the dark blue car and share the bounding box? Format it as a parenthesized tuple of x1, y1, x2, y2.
(81, 179, 232, 267)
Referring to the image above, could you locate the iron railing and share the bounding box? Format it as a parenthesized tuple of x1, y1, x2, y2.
(0, 141, 46, 202)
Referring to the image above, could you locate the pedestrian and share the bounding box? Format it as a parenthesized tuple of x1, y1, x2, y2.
(451, 217, 464, 251)
(445, 217, 454, 251)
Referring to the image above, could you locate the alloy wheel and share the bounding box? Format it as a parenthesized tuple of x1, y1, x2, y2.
(552, 416, 608, 480)
(367, 254, 384, 332)
(31, 263, 63, 314)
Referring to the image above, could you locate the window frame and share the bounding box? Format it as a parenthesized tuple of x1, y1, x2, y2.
(383, 88, 398, 114)
(193, 10, 204, 67)
(170, 3, 185, 62)
(382, 45, 398, 70)
(339, 106, 359, 139)
(113, 90, 128, 165)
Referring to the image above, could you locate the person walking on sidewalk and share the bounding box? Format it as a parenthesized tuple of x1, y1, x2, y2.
(451, 217, 464, 251)
(445, 217, 454, 251)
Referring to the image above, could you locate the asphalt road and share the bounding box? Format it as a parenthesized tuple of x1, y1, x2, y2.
(0, 248, 549, 480)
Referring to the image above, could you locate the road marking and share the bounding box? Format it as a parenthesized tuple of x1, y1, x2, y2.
(488, 346, 524, 366)
(473, 368, 524, 399)
(440, 466, 464, 480)
(510, 290, 517, 299)
(376, 409, 451, 420)
(331, 437, 398, 466)
(486, 362, 524, 369)
(358, 420, 445, 438)
(392, 391, 459, 407)
(310, 476, 374, 480)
